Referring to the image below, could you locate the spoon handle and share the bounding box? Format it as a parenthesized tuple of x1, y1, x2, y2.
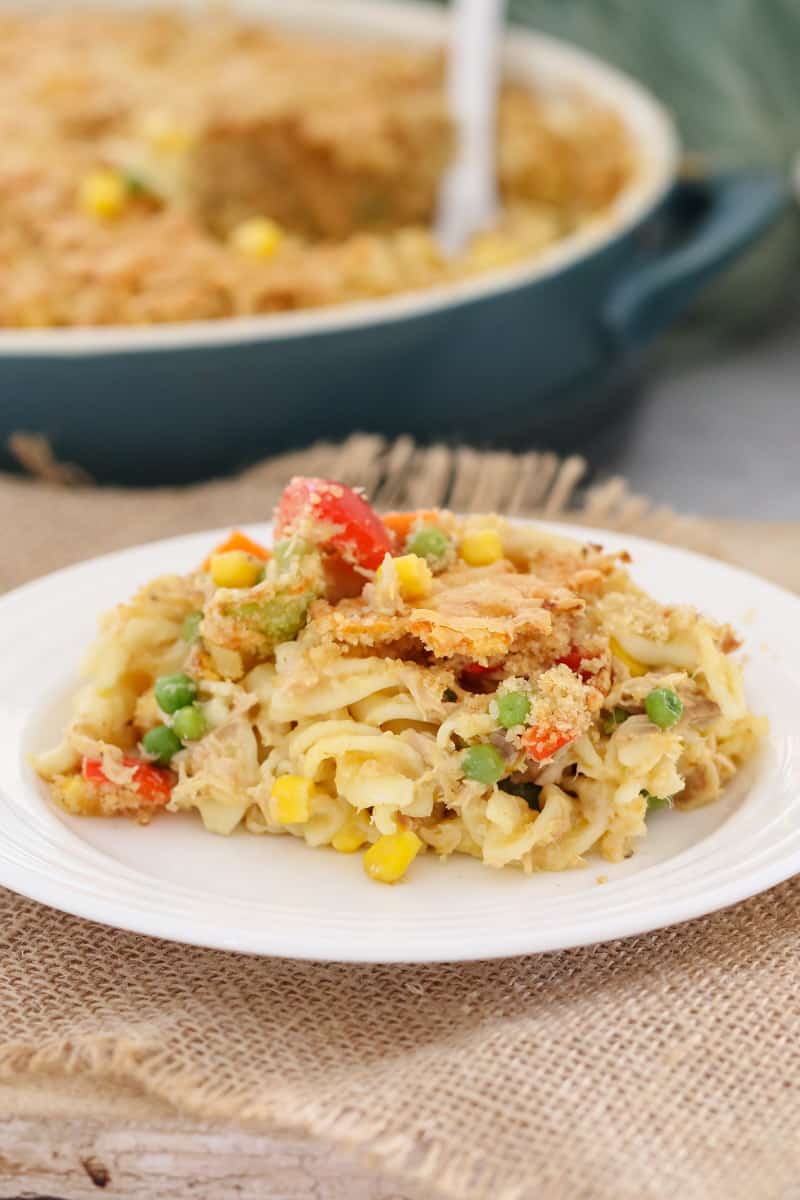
(436, 0, 507, 255)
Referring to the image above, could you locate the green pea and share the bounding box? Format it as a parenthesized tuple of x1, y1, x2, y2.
(601, 705, 630, 735)
(171, 705, 207, 742)
(442, 687, 458, 703)
(645, 688, 683, 729)
(181, 610, 203, 642)
(234, 591, 312, 648)
(155, 672, 197, 714)
(123, 169, 151, 196)
(406, 526, 450, 564)
(461, 743, 506, 785)
(142, 724, 182, 764)
(499, 780, 542, 810)
(496, 691, 530, 729)
(273, 537, 313, 573)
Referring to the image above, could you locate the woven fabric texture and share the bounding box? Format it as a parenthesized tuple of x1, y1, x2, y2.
(1, 432, 717, 591)
(0, 435, 797, 1200)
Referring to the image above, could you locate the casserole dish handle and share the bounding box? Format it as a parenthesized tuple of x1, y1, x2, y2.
(604, 169, 787, 346)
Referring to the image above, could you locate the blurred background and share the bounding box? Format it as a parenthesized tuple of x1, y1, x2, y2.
(489, 0, 800, 518)
(1, 0, 798, 518)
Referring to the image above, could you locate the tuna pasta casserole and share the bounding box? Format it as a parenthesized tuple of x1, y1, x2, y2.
(35, 478, 765, 885)
(0, 8, 634, 327)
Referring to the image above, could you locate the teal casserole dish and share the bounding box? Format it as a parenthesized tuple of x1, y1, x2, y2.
(0, 0, 785, 484)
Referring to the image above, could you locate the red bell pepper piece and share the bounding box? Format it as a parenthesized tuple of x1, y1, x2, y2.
(556, 648, 594, 683)
(82, 755, 173, 805)
(523, 726, 576, 763)
(275, 477, 392, 571)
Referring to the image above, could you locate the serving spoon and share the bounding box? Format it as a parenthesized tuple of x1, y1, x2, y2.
(435, 0, 508, 255)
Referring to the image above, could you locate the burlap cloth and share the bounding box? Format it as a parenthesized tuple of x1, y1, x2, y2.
(0, 434, 798, 1200)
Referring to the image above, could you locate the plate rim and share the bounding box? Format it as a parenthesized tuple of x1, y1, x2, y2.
(1, 518, 798, 963)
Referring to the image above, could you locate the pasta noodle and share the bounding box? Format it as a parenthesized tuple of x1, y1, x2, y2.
(35, 479, 766, 884)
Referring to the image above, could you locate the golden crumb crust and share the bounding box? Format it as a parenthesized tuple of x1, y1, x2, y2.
(0, 9, 635, 328)
(34, 507, 765, 883)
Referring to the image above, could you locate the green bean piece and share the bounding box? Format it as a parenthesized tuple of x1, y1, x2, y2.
(234, 592, 313, 648)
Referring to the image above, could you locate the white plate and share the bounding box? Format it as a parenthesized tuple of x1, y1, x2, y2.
(0, 522, 798, 963)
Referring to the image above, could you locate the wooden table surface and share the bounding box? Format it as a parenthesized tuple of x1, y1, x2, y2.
(0, 1079, 425, 1199)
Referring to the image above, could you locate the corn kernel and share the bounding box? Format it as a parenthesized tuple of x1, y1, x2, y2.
(610, 636, 647, 677)
(79, 169, 127, 220)
(57, 775, 93, 815)
(363, 830, 423, 884)
(209, 550, 263, 590)
(230, 217, 283, 260)
(331, 820, 368, 854)
(140, 110, 193, 155)
(272, 775, 313, 824)
(459, 529, 503, 566)
(468, 232, 518, 271)
(377, 553, 432, 600)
